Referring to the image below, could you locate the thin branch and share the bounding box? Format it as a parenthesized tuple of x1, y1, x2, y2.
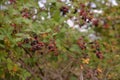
(79, 70, 83, 80)
(61, 61, 73, 74)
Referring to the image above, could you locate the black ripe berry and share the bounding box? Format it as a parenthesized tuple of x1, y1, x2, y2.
(33, 33, 38, 40)
(24, 38, 29, 43)
(95, 51, 104, 59)
(31, 40, 38, 46)
(60, 6, 69, 15)
(73, 8, 77, 14)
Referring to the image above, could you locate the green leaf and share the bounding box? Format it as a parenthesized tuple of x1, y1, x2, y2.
(70, 76, 77, 80)
(21, 70, 31, 80)
(69, 44, 80, 52)
(0, 44, 5, 48)
(0, 35, 4, 40)
(46, 28, 52, 33)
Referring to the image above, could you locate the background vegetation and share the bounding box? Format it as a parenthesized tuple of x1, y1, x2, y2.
(0, 0, 120, 80)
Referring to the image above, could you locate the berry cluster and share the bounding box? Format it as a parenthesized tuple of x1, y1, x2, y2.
(21, 8, 30, 18)
(17, 34, 58, 56)
(77, 37, 104, 59)
(91, 41, 104, 59)
(17, 34, 44, 52)
(30, 40, 44, 52)
(79, 3, 99, 26)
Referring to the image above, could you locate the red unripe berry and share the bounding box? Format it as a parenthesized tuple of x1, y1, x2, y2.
(103, 23, 109, 29)
(9, 0, 16, 4)
(17, 42, 23, 47)
(79, 9, 85, 16)
(48, 44, 55, 51)
(80, 3, 85, 8)
(92, 19, 99, 26)
(38, 42, 44, 47)
(22, 13, 29, 18)
(10, 23, 16, 27)
(54, 51, 58, 56)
